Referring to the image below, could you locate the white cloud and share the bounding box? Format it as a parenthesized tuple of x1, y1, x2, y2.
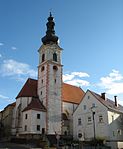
(71, 72, 90, 77)
(0, 42, 4, 46)
(98, 69, 123, 95)
(0, 59, 37, 81)
(63, 71, 90, 87)
(66, 79, 90, 87)
(0, 94, 11, 102)
(0, 94, 9, 99)
(63, 74, 75, 82)
(11, 46, 17, 50)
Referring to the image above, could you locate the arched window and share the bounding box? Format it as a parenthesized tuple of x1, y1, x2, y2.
(53, 53, 57, 62)
(42, 54, 45, 62)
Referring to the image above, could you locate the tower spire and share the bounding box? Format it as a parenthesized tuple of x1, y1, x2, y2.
(42, 13, 58, 45)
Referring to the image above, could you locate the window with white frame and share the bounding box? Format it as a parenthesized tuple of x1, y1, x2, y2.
(99, 115, 103, 123)
(83, 105, 86, 110)
(92, 103, 95, 108)
(117, 129, 122, 135)
(78, 118, 82, 125)
(88, 116, 92, 123)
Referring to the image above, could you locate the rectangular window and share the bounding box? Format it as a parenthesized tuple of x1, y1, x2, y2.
(88, 116, 92, 122)
(78, 118, 82, 125)
(99, 115, 103, 123)
(42, 128, 45, 134)
(117, 129, 122, 135)
(37, 114, 40, 119)
(25, 125, 27, 131)
(37, 125, 40, 131)
(25, 114, 27, 119)
(92, 103, 95, 108)
(113, 131, 115, 136)
(83, 105, 86, 110)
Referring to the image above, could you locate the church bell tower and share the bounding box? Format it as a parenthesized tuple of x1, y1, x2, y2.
(38, 13, 62, 134)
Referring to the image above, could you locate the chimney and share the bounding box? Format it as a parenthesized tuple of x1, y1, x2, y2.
(101, 93, 106, 100)
(114, 96, 118, 107)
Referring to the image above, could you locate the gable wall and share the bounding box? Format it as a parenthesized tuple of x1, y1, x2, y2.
(73, 91, 109, 140)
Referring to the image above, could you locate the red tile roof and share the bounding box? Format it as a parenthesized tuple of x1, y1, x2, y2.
(23, 97, 46, 112)
(16, 78, 85, 104)
(16, 78, 37, 99)
(62, 83, 85, 104)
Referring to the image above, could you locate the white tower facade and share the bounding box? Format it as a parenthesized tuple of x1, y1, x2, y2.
(38, 13, 62, 134)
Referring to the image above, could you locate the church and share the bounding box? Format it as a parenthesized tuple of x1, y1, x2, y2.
(1, 13, 123, 149)
(10, 13, 85, 138)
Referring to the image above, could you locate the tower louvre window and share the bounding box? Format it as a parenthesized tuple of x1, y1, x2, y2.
(42, 54, 45, 62)
(53, 53, 57, 62)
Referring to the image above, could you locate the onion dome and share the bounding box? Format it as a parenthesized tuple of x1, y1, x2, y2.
(42, 12, 58, 45)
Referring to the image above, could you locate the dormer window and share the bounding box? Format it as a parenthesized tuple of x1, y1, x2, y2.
(53, 53, 57, 62)
(42, 54, 45, 62)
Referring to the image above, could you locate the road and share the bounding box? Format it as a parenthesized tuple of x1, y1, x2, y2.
(0, 142, 30, 149)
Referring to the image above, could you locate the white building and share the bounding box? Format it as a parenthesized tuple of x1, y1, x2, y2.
(10, 13, 84, 138)
(73, 90, 123, 149)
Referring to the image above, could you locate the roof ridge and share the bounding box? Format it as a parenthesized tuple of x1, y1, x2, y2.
(63, 82, 82, 88)
(89, 90, 123, 112)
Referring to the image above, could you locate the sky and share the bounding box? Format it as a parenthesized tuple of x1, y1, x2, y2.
(0, 0, 123, 111)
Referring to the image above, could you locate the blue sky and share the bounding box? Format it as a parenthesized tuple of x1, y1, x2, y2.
(0, 0, 123, 110)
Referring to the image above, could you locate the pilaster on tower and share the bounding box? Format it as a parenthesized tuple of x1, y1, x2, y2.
(38, 13, 62, 135)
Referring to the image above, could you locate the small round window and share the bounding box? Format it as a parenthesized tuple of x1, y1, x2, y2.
(53, 65, 58, 71)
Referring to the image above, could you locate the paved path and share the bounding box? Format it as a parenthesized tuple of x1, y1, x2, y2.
(0, 142, 31, 149)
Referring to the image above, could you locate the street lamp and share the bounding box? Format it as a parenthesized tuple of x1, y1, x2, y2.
(91, 107, 96, 149)
(92, 111, 96, 140)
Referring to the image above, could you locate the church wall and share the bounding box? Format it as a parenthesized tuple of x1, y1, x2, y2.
(13, 97, 32, 134)
(63, 101, 78, 135)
